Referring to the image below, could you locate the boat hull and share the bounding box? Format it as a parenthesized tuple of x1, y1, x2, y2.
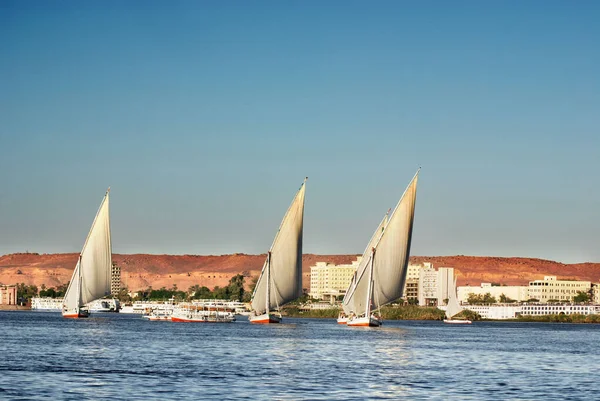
(443, 319, 472, 324)
(62, 309, 90, 319)
(249, 313, 282, 324)
(145, 316, 171, 321)
(347, 316, 381, 327)
(337, 317, 348, 325)
(171, 315, 234, 323)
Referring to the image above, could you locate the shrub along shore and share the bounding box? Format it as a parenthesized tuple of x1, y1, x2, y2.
(283, 305, 448, 320)
(283, 306, 600, 323)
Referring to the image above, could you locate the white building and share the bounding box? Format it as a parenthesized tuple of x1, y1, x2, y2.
(418, 264, 437, 306)
(528, 276, 591, 303)
(402, 263, 428, 302)
(458, 283, 529, 304)
(111, 262, 122, 296)
(417, 263, 454, 307)
(437, 267, 454, 305)
(592, 283, 600, 304)
(309, 258, 361, 301)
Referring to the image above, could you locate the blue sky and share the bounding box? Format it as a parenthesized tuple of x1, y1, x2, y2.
(1, 1, 598, 263)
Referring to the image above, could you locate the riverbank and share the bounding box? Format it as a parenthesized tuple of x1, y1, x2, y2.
(0, 305, 30, 311)
(284, 305, 447, 320)
(510, 314, 600, 323)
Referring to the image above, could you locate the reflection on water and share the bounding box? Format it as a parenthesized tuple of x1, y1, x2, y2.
(0, 312, 598, 400)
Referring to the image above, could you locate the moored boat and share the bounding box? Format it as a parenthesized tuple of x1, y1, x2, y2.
(171, 308, 235, 323)
(142, 309, 172, 321)
(443, 319, 471, 324)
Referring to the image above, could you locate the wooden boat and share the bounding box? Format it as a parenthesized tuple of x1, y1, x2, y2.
(62, 188, 112, 319)
(343, 170, 419, 328)
(249, 178, 306, 324)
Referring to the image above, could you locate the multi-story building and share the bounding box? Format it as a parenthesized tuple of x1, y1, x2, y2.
(111, 262, 122, 296)
(309, 258, 361, 301)
(416, 263, 455, 307)
(418, 263, 438, 306)
(458, 283, 529, 304)
(437, 267, 454, 305)
(0, 285, 17, 305)
(592, 283, 600, 304)
(402, 263, 425, 302)
(528, 276, 591, 303)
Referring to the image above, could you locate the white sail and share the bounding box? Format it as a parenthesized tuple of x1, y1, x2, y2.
(345, 170, 419, 318)
(445, 277, 463, 319)
(62, 189, 112, 313)
(250, 179, 306, 315)
(62, 261, 81, 312)
(371, 170, 418, 309)
(341, 211, 388, 315)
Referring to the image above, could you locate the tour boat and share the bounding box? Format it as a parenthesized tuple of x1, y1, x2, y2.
(171, 307, 235, 323)
(343, 170, 419, 328)
(249, 178, 306, 324)
(142, 309, 172, 321)
(62, 188, 112, 319)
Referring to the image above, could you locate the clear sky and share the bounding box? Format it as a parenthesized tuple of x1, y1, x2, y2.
(1, 1, 598, 263)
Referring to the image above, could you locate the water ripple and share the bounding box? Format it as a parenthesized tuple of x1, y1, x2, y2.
(0, 312, 598, 400)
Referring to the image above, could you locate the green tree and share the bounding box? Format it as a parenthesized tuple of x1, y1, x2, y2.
(499, 293, 516, 303)
(573, 291, 590, 303)
(192, 286, 213, 299)
(16, 283, 38, 304)
(55, 284, 68, 298)
(116, 287, 132, 303)
(482, 293, 497, 304)
(227, 274, 245, 301)
(467, 293, 483, 304)
(212, 286, 230, 299)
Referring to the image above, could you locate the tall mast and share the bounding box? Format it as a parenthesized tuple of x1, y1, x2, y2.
(266, 252, 271, 314)
(78, 255, 83, 310)
(365, 248, 375, 317)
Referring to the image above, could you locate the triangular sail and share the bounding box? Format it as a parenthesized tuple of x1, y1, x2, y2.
(250, 179, 306, 315)
(62, 261, 81, 311)
(62, 190, 112, 312)
(371, 170, 418, 310)
(345, 170, 419, 318)
(342, 211, 388, 315)
(445, 277, 463, 319)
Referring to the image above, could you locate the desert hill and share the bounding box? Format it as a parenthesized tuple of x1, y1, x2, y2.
(1, 253, 599, 292)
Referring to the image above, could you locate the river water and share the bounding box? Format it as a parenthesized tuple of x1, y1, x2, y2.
(0, 311, 597, 400)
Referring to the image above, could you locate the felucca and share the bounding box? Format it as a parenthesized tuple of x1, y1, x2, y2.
(443, 277, 472, 324)
(342, 169, 419, 327)
(62, 188, 112, 318)
(249, 178, 306, 324)
(338, 209, 390, 325)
